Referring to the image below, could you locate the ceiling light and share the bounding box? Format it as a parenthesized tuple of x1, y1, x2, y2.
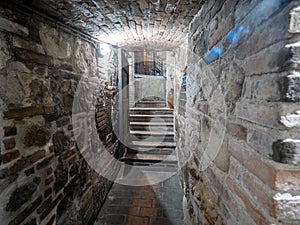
(99, 43, 111, 55)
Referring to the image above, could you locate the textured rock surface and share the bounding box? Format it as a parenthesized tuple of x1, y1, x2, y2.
(4, 0, 204, 51)
(23, 125, 51, 147)
(175, 1, 300, 225)
(0, 33, 10, 70)
(134, 75, 166, 102)
(0, 1, 300, 225)
(6, 177, 41, 212)
(0, 5, 119, 225)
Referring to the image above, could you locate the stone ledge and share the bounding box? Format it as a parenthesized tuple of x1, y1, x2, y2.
(289, 6, 300, 33)
(282, 73, 300, 102)
(229, 139, 300, 192)
(273, 139, 300, 165)
(0, 16, 29, 37)
(4, 106, 55, 119)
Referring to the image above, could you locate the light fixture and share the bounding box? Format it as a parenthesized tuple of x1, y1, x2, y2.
(99, 43, 111, 55)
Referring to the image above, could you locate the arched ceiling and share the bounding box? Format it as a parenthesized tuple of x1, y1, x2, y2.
(9, 0, 204, 51)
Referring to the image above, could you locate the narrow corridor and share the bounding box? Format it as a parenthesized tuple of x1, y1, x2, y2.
(94, 100, 182, 225)
(0, 1, 300, 225)
(95, 175, 183, 225)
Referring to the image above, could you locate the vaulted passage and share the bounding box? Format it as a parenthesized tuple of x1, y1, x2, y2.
(0, 1, 300, 225)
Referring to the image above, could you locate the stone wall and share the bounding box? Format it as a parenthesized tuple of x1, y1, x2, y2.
(178, 0, 300, 224)
(134, 75, 166, 102)
(0, 5, 119, 225)
(7, 0, 204, 51)
(165, 47, 187, 106)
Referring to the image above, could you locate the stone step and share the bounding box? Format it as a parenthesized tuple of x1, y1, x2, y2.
(130, 135, 174, 142)
(135, 101, 166, 108)
(128, 140, 176, 148)
(130, 121, 174, 131)
(130, 121, 174, 126)
(122, 152, 177, 163)
(115, 166, 179, 185)
(126, 164, 178, 172)
(125, 105, 176, 169)
(127, 147, 175, 155)
(130, 130, 174, 136)
(130, 107, 173, 115)
(130, 114, 174, 122)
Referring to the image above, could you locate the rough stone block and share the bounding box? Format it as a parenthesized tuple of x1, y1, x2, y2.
(36, 156, 54, 170)
(14, 49, 52, 66)
(242, 75, 282, 101)
(54, 161, 68, 193)
(237, 41, 292, 76)
(274, 170, 300, 192)
(209, 15, 233, 48)
(280, 110, 300, 129)
(4, 125, 17, 136)
(8, 157, 30, 176)
(4, 106, 54, 119)
(6, 177, 41, 211)
(39, 24, 71, 59)
(0, 33, 10, 70)
(45, 176, 54, 186)
(44, 188, 52, 198)
(23, 125, 51, 147)
(226, 122, 247, 140)
(12, 36, 45, 54)
(37, 196, 52, 214)
(221, 186, 254, 225)
(24, 167, 35, 176)
(0, 75, 24, 107)
(273, 139, 300, 165)
(235, 0, 260, 23)
(7, 61, 31, 73)
(289, 6, 300, 33)
(213, 141, 230, 172)
(273, 193, 300, 220)
(27, 150, 46, 164)
(235, 102, 282, 129)
(247, 129, 275, 156)
(0, 16, 29, 37)
(9, 151, 45, 176)
(228, 139, 276, 188)
(237, 5, 291, 60)
(226, 176, 269, 225)
(3, 137, 16, 150)
(282, 73, 300, 101)
(205, 166, 225, 195)
(195, 101, 208, 114)
(52, 131, 71, 156)
(228, 156, 245, 180)
(1, 149, 20, 164)
(8, 195, 42, 225)
(242, 173, 273, 216)
(40, 194, 63, 221)
(242, 0, 286, 29)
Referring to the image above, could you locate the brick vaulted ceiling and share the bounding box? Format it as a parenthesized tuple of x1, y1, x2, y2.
(7, 0, 204, 51)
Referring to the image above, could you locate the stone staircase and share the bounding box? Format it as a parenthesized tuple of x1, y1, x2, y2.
(122, 101, 178, 170)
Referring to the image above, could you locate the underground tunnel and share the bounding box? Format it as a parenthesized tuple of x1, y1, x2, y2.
(0, 0, 300, 225)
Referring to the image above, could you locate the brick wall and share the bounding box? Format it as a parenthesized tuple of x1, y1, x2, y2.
(0, 5, 119, 225)
(4, 0, 204, 52)
(177, 0, 300, 224)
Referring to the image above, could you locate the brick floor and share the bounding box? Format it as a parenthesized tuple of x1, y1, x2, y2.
(94, 174, 184, 225)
